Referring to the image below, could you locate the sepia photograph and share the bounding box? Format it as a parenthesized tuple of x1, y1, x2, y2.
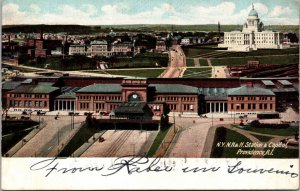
(1, 0, 299, 190)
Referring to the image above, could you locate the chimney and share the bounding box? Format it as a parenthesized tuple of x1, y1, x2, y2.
(40, 27, 43, 40)
(246, 81, 253, 87)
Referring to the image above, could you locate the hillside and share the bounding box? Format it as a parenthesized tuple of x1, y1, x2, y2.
(2, 24, 299, 34)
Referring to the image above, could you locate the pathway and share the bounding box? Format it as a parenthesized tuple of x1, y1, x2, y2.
(13, 115, 86, 157)
(194, 58, 200, 67)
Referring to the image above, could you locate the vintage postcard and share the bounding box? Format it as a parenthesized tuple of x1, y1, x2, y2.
(1, 0, 299, 190)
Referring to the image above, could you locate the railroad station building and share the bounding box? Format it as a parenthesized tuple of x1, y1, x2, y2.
(3, 77, 298, 116)
(74, 78, 199, 116)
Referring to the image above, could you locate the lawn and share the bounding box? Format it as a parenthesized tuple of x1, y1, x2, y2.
(186, 58, 195, 67)
(264, 148, 299, 158)
(87, 68, 165, 78)
(243, 126, 299, 136)
(199, 58, 209, 66)
(250, 133, 273, 142)
(210, 54, 299, 66)
(221, 48, 299, 58)
(146, 125, 172, 157)
(58, 124, 101, 157)
(110, 53, 168, 68)
(183, 67, 212, 78)
(2, 120, 39, 154)
(183, 47, 218, 58)
(210, 127, 253, 158)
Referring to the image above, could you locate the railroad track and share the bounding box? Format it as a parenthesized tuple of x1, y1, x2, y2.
(105, 130, 133, 157)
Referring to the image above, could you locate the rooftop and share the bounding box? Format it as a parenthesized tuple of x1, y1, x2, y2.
(278, 80, 292, 86)
(91, 40, 107, 45)
(150, 84, 198, 94)
(2, 81, 22, 90)
(262, 80, 275, 86)
(56, 92, 76, 99)
(114, 102, 151, 116)
(9, 82, 59, 94)
(76, 84, 122, 94)
(227, 86, 275, 96)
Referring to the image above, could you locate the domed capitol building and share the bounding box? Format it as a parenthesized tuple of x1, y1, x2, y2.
(218, 4, 288, 51)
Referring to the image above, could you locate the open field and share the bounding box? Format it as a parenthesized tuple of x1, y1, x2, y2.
(85, 68, 165, 78)
(243, 126, 299, 136)
(210, 54, 299, 66)
(183, 67, 212, 78)
(186, 58, 195, 67)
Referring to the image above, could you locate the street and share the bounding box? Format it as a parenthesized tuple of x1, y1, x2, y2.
(161, 45, 186, 78)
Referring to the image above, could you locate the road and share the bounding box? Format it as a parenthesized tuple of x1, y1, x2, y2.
(165, 117, 236, 157)
(2, 61, 128, 78)
(13, 115, 86, 157)
(161, 45, 186, 78)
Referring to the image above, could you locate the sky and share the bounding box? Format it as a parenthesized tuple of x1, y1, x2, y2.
(2, 0, 299, 25)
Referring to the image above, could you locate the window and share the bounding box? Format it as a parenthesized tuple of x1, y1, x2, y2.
(259, 104, 263, 110)
(270, 104, 273, 110)
(190, 105, 194, 110)
(264, 104, 267, 110)
(252, 104, 256, 110)
(44, 101, 47, 107)
(248, 103, 251, 109)
(241, 104, 244, 110)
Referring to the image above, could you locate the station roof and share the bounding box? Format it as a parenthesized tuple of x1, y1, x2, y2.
(277, 80, 292, 86)
(227, 86, 275, 96)
(56, 92, 76, 99)
(150, 84, 198, 94)
(9, 82, 59, 94)
(2, 81, 22, 90)
(76, 83, 122, 94)
(261, 80, 275, 86)
(199, 87, 228, 100)
(115, 102, 147, 115)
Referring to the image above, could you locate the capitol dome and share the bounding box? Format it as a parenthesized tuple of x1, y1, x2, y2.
(248, 4, 258, 17)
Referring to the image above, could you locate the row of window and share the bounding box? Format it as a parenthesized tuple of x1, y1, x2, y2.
(78, 96, 122, 101)
(9, 100, 47, 108)
(10, 94, 47, 98)
(167, 104, 194, 111)
(156, 96, 196, 102)
(231, 96, 273, 101)
(79, 102, 119, 110)
(231, 103, 273, 110)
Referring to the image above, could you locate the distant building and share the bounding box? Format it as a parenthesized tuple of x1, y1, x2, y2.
(111, 42, 133, 56)
(155, 40, 166, 52)
(180, 38, 191, 45)
(90, 40, 110, 57)
(69, 44, 88, 56)
(218, 4, 287, 51)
